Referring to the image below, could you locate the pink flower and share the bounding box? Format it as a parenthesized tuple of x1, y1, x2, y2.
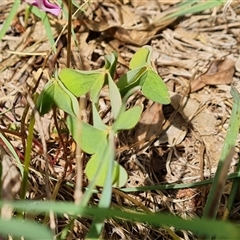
(23, 0, 61, 16)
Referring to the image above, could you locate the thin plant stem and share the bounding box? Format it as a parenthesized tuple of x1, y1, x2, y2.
(66, 0, 72, 67)
(20, 112, 35, 199)
(74, 97, 84, 205)
(53, 106, 69, 179)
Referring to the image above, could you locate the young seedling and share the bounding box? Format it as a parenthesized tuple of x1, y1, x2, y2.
(37, 46, 170, 188)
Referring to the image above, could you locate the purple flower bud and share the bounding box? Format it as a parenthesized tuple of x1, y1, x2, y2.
(23, 0, 61, 16)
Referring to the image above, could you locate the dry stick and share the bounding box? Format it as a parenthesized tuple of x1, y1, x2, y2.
(223, 0, 232, 16)
(52, 0, 74, 184)
(113, 188, 152, 214)
(20, 102, 29, 155)
(65, 0, 84, 205)
(49, 106, 72, 201)
(60, 2, 85, 238)
(48, 107, 72, 227)
(52, 107, 69, 179)
(27, 94, 56, 232)
(26, 0, 74, 202)
(59, 0, 73, 180)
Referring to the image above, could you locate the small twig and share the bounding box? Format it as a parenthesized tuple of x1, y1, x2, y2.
(20, 98, 29, 154)
(52, 106, 70, 179)
(223, 0, 232, 17)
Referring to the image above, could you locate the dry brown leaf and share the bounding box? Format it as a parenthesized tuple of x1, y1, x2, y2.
(106, 40, 128, 66)
(134, 102, 165, 144)
(0, 145, 21, 200)
(171, 89, 229, 168)
(77, 31, 95, 70)
(0, 145, 21, 221)
(175, 27, 198, 40)
(235, 55, 240, 73)
(157, 113, 188, 146)
(83, 17, 175, 46)
(191, 107, 225, 167)
(190, 58, 235, 92)
(130, 0, 182, 8)
(81, 2, 186, 46)
(170, 92, 200, 121)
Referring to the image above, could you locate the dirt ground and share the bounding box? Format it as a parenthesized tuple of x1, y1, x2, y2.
(1, 0, 240, 239)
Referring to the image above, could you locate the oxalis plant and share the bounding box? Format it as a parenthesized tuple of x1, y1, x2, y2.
(37, 46, 170, 188)
(3, 1, 240, 239)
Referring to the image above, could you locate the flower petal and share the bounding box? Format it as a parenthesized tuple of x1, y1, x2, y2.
(23, 0, 61, 16)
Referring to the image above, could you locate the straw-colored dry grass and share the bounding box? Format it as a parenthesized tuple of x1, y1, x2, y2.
(1, 1, 240, 239)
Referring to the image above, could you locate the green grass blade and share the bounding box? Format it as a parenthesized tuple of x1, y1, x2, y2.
(222, 81, 240, 220)
(163, 0, 225, 20)
(223, 155, 240, 219)
(0, 132, 23, 176)
(203, 80, 240, 219)
(0, 218, 53, 239)
(0, 1, 21, 41)
(2, 200, 240, 239)
(20, 112, 35, 200)
(120, 171, 240, 192)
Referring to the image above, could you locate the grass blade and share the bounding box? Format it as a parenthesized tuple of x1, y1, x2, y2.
(163, 0, 225, 20)
(0, 132, 23, 176)
(0, 1, 20, 41)
(2, 200, 240, 239)
(203, 79, 240, 219)
(0, 218, 53, 239)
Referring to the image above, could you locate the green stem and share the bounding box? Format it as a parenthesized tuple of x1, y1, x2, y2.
(20, 113, 35, 199)
(223, 155, 240, 220)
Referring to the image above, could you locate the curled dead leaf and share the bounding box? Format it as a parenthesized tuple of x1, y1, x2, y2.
(191, 58, 235, 92)
(157, 112, 188, 146)
(0, 145, 21, 221)
(83, 18, 175, 46)
(134, 102, 165, 146)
